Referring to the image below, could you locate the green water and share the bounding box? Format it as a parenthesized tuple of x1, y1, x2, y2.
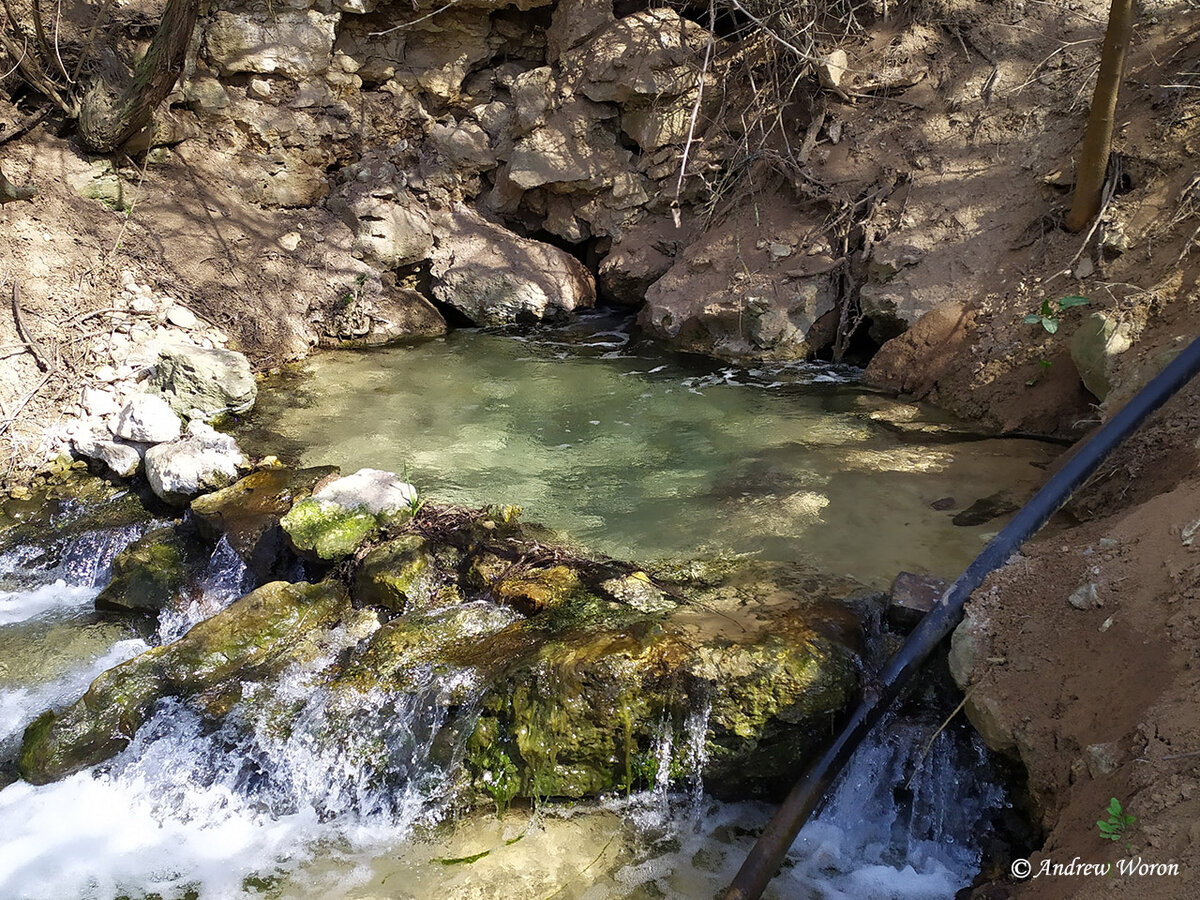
(237, 315, 1057, 586)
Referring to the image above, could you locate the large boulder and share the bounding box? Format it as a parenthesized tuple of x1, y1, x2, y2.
(639, 204, 839, 360)
(19, 580, 362, 784)
(144, 421, 250, 506)
(280, 468, 419, 561)
(327, 163, 434, 270)
(1070, 311, 1134, 402)
(149, 343, 257, 421)
(429, 204, 596, 324)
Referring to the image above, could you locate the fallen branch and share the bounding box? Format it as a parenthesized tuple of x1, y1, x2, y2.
(10, 280, 52, 372)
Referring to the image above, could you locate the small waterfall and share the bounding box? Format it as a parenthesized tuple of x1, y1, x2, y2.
(157, 536, 250, 644)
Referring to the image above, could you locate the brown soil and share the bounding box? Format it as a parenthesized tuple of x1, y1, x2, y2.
(3, 2, 1200, 898)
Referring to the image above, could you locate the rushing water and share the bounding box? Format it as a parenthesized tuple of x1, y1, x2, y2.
(0, 520, 1011, 899)
(0, 319, 1047, 898)
(237, 314, 1056, 587)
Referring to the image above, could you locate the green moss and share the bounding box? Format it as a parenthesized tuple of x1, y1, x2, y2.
(280, 497, 377, 560)
(353, 535, 437, 612)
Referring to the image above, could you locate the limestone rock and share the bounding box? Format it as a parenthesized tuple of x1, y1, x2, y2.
(1070, 312, 1134, 402)
(319, 288, 447, 348)
(205, 11, 339, 77)
(19, 580, 356, 784)
(250, 152, 329, 208)
(110, 394, 182, 444)
(190, 466, 339, 578)
(641, 264, 835, 361)
(427, 120, 496, 174)
(598, 223, 674, 305)
(546, 0, 615, 63)
(149, 343, 257, 421)
(505, 98, 626, 191)
(72, 433, 143, 478)
(327, 174, 434, 269)
(565, 9, 706, 104)
(429, 204, 596, 324)
(144, 421, 249, 506)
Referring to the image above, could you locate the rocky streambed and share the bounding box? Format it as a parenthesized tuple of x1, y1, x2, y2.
(0, 323, 1053, 898)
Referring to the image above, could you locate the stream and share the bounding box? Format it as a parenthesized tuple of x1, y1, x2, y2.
(0, 316, 1052, 899)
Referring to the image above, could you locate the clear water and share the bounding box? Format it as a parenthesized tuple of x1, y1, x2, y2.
(237, 314, 1057, 587)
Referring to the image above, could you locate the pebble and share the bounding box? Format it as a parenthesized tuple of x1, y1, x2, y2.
(249, 78, 272, 99)
(279, 232, 302, 251)
(129, 296, 157, 314)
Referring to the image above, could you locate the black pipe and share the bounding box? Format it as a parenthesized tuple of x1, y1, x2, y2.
(723, 333, 1200, 900)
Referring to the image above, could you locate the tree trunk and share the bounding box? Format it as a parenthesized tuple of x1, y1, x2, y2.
(1065, 0, 1134, 233)
(78, 0, 199, 153)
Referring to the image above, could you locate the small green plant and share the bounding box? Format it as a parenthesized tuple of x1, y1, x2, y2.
(1024, 295, 1089, 334)
(1097, 796, 1135, 842)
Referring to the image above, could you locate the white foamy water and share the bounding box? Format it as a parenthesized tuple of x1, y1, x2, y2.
(0, 580, 97, 626)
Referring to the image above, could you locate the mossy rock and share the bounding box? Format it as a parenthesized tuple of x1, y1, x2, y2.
(94, 525, 206, 614)
(353, 535, 450, 613)
(280, 496, 383, 561)
(469, 553, 587, 615)
(189, 465, 338, 577)
(454, 604, 859, 803)
(19, 580, 354, 784)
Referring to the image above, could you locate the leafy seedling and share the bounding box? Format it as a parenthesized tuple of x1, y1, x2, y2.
(1024, 295, 1089, 334)
(1097, 796, 1135, 842)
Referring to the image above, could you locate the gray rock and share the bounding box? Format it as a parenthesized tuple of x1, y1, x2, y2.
(430, 203, 595, 324)
(326, 161, 434, 269)
(149, 343, 257, 421)
(72, 433, 143, 478)
(144, 421, 249, 505)
(1068, 582, 1101, 610)
(1070, 312, 1134, 402)
(111, 394, 182, 444)
(887, 571, 947, 632)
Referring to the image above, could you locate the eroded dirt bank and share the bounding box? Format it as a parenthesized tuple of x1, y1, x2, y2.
(4, 1, 1200, 896)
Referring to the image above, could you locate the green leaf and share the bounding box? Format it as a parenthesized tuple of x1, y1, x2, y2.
(1023, 313, 1043, 325)
(1057, 295, 1090, 310)
(1108, 798, 1122, 815)
(1042, 317, 1059, 335)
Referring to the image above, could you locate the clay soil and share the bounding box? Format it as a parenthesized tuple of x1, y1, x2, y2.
(3, 2, 1200, 898)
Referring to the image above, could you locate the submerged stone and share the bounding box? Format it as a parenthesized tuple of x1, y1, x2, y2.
(354, 535, 444, 613)
(93, 525, 205, 614)
(19, 580, 354, 784)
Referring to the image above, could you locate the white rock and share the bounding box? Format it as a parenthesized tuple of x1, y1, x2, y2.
(111, 393, 182, 443)
(166, 306, 199, 329)
(80, 385, 120, 419)
(129, 296, 157, 314)
(278, 231, 302, 251)
(73, 433, 143, 478)
(94, 364, 118, 382)
(249, 78, 272, 99)
(312, 468, 419, 517)
(144, 420, 248, 505)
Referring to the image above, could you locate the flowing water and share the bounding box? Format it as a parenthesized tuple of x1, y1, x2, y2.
(237, 314, 1056, 586)
(0, 318, 1050, 899)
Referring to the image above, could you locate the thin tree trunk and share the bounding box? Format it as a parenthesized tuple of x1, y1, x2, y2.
(78, 0, 198, 152)
(1065, 0, 1134, 233)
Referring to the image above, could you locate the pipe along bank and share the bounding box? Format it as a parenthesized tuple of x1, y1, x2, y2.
(723, 333, 1200, 900)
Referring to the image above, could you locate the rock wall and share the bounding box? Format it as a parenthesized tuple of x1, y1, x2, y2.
(152, 0, 844, 356)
